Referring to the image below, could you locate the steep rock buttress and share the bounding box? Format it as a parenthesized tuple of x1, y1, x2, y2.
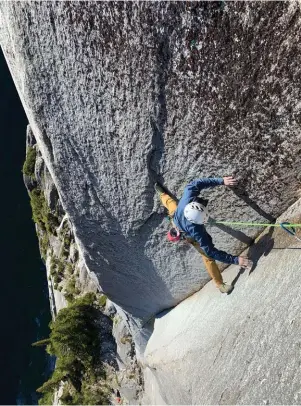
(1, 2, 301, 331)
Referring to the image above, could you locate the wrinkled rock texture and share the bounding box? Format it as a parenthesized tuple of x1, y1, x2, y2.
(1, 1, 301, 326)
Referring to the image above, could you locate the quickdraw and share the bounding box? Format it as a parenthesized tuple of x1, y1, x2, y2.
(280, 222, 301, 243)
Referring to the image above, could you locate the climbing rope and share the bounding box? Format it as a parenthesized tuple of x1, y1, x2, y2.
(212, 221, 301, 227)
(211, 221, 301, 242)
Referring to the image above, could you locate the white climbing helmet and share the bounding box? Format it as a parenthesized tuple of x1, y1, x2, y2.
(184, 201, 209, 225)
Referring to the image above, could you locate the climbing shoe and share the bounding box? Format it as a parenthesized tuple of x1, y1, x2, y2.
(154, 182, 165, 195)
(218, 283, 233, 294)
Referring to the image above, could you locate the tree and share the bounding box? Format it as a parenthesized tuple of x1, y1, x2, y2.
(32, 338, 51, 347)
(35, 294, 102, 405)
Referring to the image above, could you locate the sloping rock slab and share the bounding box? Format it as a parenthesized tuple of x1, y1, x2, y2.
(144, 199, 301, 404)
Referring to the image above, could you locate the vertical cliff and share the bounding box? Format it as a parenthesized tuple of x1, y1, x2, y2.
(1, 1, 301, 394)
(1, 1, 301, 324)
(23, 125, 142, 404)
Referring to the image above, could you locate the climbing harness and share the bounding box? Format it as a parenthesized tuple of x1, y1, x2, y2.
(211, 220, 301, 243)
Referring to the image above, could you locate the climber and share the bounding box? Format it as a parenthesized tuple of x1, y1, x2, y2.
(155, 176, 252, 294)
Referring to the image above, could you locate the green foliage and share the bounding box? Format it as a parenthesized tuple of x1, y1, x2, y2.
(113, 315, 121, 326)
(22, 146, 36, 178)
(76, 292, 96, 306)
(64, 277, 81, 302)
(30, 189, 46, 230)
(32, 338, 51, 347)
(38, 390, 54, 406)
(30, 188, 59, 234)
(37, 370, 66, 394)
(58, 227, 72, 260)
(36, 294, 102, 404)
(52, 273, 61, 285)
(50, 256, 58, 275)
(73, 248, 79, 263)
(50, 256, 65, 289)
(98, 294, 107, 308)
(66, 263, 74, 275)
(64, 277, 76, 303)
(39, 232, 49, 259)
(62, 248, 69, 260)
(57, 259, 65, 276)
(60, 389, 73, 405)
(68, 278, 76, 291)
(64, 293, 74, 303)
(64, 235, 71, 250)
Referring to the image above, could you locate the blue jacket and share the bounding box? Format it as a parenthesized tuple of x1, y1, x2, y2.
(173, 178, 239, 265)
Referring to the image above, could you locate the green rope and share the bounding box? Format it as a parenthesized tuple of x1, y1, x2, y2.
(211, 221, 301, 228)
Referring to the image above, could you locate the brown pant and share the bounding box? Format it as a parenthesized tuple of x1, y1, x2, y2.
(160, 192, 223, 286)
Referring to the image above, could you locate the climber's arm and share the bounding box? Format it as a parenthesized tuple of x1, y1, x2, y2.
(182, 176, 237, 200)
(188, 224, 239, 265)
(183, 178, 224, 200)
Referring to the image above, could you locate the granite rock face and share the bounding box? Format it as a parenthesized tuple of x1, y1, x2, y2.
(24, 125, 141, 404)
(1, 2, 301, 326)
(144, 199, 301, 404)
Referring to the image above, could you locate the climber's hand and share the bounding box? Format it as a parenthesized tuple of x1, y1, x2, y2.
(223, 176, 238, 187)
(238, 257, 252, 269)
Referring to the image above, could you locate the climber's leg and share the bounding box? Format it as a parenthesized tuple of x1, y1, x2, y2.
(155, 184, 178, 217)
(160, 193, 178, 217)
(188, 239, 223, 286)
